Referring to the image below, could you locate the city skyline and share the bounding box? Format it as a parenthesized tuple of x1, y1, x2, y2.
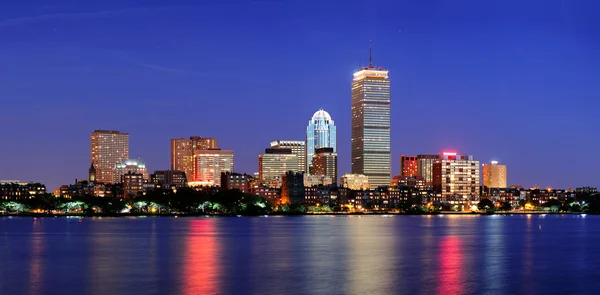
(0, 1, 598, 190)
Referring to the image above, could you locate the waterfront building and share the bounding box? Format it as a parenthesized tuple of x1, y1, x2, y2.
(400, 155, 418, 177)
(114, 158, 149, 183)
(391, 175, 428, 190)
(482, 161, 507, 189)
(340, 174, 370, 190)
(258, 148, 298, 187)
(310, 147, 338, 184)
(432, 152, 480, 199)
(416, 154, 439, 185)
(192, 149, 234, 187)
(281, 171, 304, 204)
(171, 136, 218, 182)
(270, 140, 306, 172)
(151, 170, 187, 189)
(351, 47, 391, 188)
(306, 110, 336, 172)
(221, 172, 251, 193)
(0, 181, 46, 200)
(90, 130, 129, 184)
(122, 172, 143, 197)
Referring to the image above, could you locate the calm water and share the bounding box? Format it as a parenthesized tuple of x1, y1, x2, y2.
(1, 215, 599, 295)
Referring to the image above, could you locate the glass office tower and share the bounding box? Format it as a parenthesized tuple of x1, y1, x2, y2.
(306, 109, 336, 172)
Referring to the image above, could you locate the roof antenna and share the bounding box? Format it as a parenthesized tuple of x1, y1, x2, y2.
(369, 40, 372, 67)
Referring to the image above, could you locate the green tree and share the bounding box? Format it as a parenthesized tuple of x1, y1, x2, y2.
(478, 198, 494, 211)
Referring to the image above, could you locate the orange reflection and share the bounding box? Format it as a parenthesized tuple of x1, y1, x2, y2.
(437, 236, 463, 295)
(29, 218, 44, 295)
(183, 219, 220, 295)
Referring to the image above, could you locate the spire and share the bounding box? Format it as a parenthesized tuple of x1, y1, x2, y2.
(369, 40, 372, 67)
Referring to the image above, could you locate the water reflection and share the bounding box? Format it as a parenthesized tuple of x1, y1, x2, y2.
(437, 236, 463, 295)
(29, 218, 44, 295)
(183, 219, 220, 295)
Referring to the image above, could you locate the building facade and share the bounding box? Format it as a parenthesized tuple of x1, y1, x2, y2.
(90, 130, 129, 184)
(351, 59, 391, 188)
(433, 152, 480, 199)
(400, 155, 418, 177)
(151, 170, 187, 189)
(417, 154, 440, 185)
(281, 171, 305, 204)
(306, 109, 336, 172)
(304, 174, 333, 187)
(192, 149, 234, 187)
(122, 172, 143, 197)
(220, 172, 251, 193)
(311, 147, 338, 184)
(482, 161, 507, 189)
(340, 174, 371, 191)
(171, 136, 218, 182)
(0, 181, 46, 200)
(258, 148, 298, 186)
(270, 140, 306, 173)
(114, 158, 149, 183)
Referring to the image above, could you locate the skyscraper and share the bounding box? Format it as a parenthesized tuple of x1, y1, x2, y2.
(171, 136, 218, 182)
(90, 130, 129, 184)
(192, 148, 234, 187)
(258, 148, 298, 187)
(311, 147, 338, 184)
(482, 161, 507, 189)
(306, 110, 336, 172)
(351, 44, 391, 188)
(270, 140, 306, 172)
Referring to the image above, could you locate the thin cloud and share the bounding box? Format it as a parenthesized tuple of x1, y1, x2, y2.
(0, 6, 190, 28)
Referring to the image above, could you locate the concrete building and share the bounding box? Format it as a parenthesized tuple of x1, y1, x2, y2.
(482, 161, 507, 189)
(400, 155, 418, 177)
(340, 174, 370, 190)
(304, 174, 333, 187)
(281, 171, 304, 204)
(91, 130, 129, 184)
(221, 172, 251, 193)
(122, 172, 143, 197)
(171, 136, 218, 182)
(151, 170, 187, 189)
(270, 140, 306, 172)
(191, 149, 234, 187)
(416, 154, 439, 185)
(433, 152, 480, 199)
(311, 147, 338, 184)
(258, 148, 298, 186)
(351, 48, 391, 188)
(114, 158, 148, 183)
(0, 181, 46, 200)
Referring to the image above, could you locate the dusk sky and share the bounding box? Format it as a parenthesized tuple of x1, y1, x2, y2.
(1, 0, 599, 190)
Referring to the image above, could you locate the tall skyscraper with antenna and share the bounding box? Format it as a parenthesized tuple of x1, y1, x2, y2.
(351, 42, 391, 188)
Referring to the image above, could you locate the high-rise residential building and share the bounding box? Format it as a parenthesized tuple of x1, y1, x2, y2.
(191, 149, 234, 187)
(311, 147, 338, 184)
(400, 155, 418, 177)
(340, 174, 371, 191)
(482, 161, 507, 189)
(171, 137, 218, 182)
(417, 154, 440, 185)
(270, 140, 306, 172)
(114, 158, 149, 183)
(306, 110, 336, 172)
(351, 47, 391, 188)
(433, 152, 480, 198)
(258, 148, 298, 186)
(151, 170, 187, 189)
(90, 130, 129, 184)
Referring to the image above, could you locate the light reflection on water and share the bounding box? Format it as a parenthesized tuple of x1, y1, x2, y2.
(1, 215, 600, 295)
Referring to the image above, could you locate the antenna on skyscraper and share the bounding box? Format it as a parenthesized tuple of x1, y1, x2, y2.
(369, 40, 372, 67)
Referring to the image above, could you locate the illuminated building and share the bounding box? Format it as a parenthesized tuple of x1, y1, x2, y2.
(417, 154, 440, 185)
(391, 175, 427, 190)
(351, 46, 391, 188)
(304, 174, 333, 187)
(191, 149, 234, 187)
(0, 181, 46, 200)
(90, 130, 129, 184)
(306, 109, 336, 172)
(88, 163, 96, 182)
(310, 147, 338, 184)
(340, 174, 370, 190)
(122, 172, 143, 197)
(433, 152, 480, 198)
(114, 158, 149, 183)
(400, 155, 417, 177)
(151, 170, 187, 189)
(270, 140, 306, 172)
(258, 148, 298, 187)
(281, 171, 304, 204)
(171, 136, 218, 182)
(482, 161, 507, 189)
(220, 172, 251, 193)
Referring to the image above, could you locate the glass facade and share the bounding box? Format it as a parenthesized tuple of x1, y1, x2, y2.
(306, 110, 336, 172)
(270, 140, 306, 173)
(417, 154, 440, 185)
(351, 68, 391, 188)
(90, 130, 129, 184)
(192, 149, 234, 187)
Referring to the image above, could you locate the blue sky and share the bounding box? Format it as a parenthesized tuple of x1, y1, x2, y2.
(0, 0, 599, 190)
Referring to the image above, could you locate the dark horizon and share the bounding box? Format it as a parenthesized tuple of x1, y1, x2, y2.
(0, 0, 599, 190)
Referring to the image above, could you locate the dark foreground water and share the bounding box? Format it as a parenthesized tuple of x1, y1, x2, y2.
(1, 215, 599, 295)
